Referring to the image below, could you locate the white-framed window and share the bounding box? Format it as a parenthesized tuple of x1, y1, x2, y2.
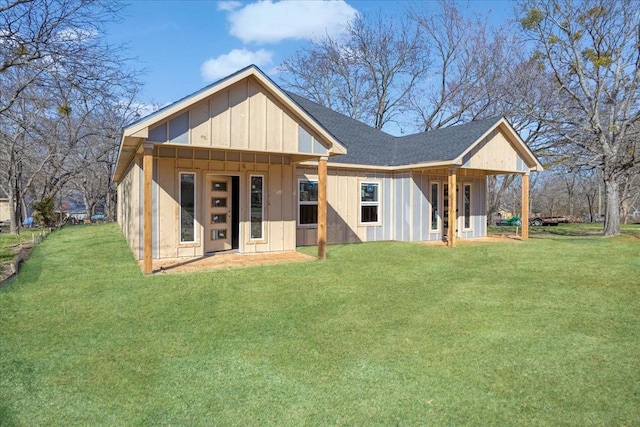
(360, 181, 380, 224)
(179, 172, 196, 243)
(250, 175, 264, 240)
(463, 183, 472, 230)
(298, 180, 318, 226)
(430, 181, 439, 232)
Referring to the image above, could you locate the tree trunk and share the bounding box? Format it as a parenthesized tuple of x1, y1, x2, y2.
(21, 197, 28, 224)
(8, 186, 20, 235)
(603, 178, 621, 236)
(586, 194, 595, 222)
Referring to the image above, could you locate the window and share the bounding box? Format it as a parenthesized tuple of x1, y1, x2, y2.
(360, 182, 380, 223)
(179, 172, 196, 243)
(298, 180, 318, 225)
(250, 176, 264, 239)
(430, 182, 439, 231)
(463, 183, 472, 230)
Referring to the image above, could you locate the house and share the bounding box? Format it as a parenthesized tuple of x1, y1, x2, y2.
(0, 197, 10, 230)
(114, 65, 542, 273)
(0, 198, 9, 223)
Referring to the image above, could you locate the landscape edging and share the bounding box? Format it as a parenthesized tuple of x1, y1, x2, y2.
(0, 230, 51, 289)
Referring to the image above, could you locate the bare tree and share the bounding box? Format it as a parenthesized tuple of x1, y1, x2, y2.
(408, 1, 499, 130)
(280, 12, 430, 130)
(0, 0, 125, 115)
(517, 0, 640, 235)
(68, 93, 143, 221)
(397, 3, 550, 223)
(0, 0, 140, 233)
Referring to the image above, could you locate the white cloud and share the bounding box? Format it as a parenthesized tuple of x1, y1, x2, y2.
(200, 48, 274, 82)
(217, 1, 241, 12)
(225, 0, 358, 44)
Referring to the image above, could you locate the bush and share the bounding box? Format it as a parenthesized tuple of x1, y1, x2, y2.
(31, 198, 55, 227)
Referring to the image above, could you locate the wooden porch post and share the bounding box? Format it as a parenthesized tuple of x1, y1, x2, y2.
(521, 173, 530, 240)
(448, 168, 457, 247)
(317, 156, 328, 259)
(142, 143, 153, 274)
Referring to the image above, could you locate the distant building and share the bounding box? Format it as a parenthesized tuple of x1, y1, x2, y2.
(0, 198, 10, 222)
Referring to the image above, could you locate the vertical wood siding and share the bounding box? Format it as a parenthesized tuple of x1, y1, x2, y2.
(120, 159, 491, 258)
(294, 168, 488, 246)
(393, 172, 412, 242)
(296, 167, 393, 246)
(150, 158, 295, 259)
(145, 77, 328, 156)
(462, 128, 529, 173)
(117, 156, 142, 260)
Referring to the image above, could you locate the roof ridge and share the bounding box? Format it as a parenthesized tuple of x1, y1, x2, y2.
(395, 115, 504, 141)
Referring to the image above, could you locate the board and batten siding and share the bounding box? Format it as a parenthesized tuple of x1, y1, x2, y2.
(456, 177, 487, 239)
(393, 172, 412, 242)
(295, 167, 393, 246)
(295, 167, 489, 247)
(117, 156, 142, 259)
(411, 172, 447, 242)
(152, 157, 296, 259)
(146, 77, 329, 157)
(410, 172, 487, 241)
(365, 171, 393, 242)
(243, 162, 296, 254)
(462, 128, 530, 173)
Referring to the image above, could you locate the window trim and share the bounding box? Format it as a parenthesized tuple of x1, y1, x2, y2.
(359, 180, 382, 226)
(179, 171, 197, 244)
(462, 182, 472, 231)
(429, 181, 440, 232)
(298, 179, 318, 227)
(249, 174, 264, 241)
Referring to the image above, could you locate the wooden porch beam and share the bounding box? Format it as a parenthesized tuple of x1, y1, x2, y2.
(142, 143, 153, 274)
(317, 156, 328, 259)
(448, 168, 457, 247)
(521, 173, 530, 240)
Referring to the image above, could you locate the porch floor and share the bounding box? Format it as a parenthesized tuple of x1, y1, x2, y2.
(144, 250, 316, 274)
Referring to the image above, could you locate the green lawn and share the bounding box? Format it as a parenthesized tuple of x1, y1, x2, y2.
(0, 229, 47, 274)
(1, 224, 639, 425)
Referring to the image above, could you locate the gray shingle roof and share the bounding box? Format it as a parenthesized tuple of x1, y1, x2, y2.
(286, 91, 502, 167)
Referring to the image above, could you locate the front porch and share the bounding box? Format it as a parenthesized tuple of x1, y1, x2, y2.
(143, 249, 315, 274)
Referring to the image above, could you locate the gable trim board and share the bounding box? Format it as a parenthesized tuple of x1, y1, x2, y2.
(114, 65, 542, 272)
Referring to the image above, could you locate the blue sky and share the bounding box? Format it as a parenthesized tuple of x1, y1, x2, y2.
(105, 0, 514, 111)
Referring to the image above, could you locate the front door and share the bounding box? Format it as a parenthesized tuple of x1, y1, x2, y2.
(206, 176, 232, 252)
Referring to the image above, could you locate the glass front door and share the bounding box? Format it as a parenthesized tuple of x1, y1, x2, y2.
(205, 176, 232, 252)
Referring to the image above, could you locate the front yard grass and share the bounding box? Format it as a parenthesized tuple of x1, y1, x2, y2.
(1, 224, 639, 425)
(0, 229, 47, 278)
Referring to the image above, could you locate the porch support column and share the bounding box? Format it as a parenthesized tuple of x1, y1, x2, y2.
(317, 156, 328, 259)
(521, 172, 530, 240)
(448, 168, 457, 247)
(142, 143, 154, 274)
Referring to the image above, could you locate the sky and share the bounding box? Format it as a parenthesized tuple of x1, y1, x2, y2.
(104, 0, 515, 112)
